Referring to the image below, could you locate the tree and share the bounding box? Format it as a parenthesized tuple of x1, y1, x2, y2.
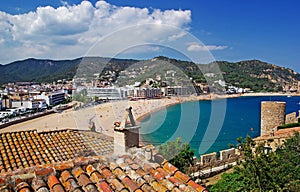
(209, 132, 300, 191)
(158, 138, 195, 173)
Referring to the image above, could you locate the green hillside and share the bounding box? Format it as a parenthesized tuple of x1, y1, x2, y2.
(1, 56, 299, 92)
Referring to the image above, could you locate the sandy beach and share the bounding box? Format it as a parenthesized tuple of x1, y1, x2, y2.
(0, 97, 184, 136)
(0, 92, 294, 136)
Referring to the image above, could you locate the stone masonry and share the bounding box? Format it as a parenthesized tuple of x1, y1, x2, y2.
(261, 101, 286, 136)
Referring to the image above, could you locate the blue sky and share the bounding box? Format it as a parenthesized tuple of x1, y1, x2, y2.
(0, 0, 299, 72)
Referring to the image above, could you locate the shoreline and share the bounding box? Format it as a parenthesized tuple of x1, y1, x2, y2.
(241, 92, 300, 97)
(135, 93, 241, 122)
(1, 92, 299, 136)
(135, 99, 180, 122)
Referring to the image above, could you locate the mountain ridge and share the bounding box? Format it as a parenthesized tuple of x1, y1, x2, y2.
(0, 57, 299, 92)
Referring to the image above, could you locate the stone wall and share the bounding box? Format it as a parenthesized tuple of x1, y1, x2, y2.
(114, 129, 126, 155)
(114, 127, 140, 155)
(261, 101, 286, 136)
(200, 152, 217, 165)
(285, 112, 298, 124)
(220, 148, 236, 161)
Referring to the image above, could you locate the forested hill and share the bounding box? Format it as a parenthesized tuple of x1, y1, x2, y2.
(0, 57, 138, 85)
(0, 56, 299, 92)
(216, 60, 300, 92)
(0, 58, 81, 84)
(151, 56, 300, 92)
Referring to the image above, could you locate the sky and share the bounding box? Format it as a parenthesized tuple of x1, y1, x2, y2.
(0, 0, 299, 71)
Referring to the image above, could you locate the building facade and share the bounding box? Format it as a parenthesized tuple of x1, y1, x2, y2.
(35, 91, 65, 106)
(87, 87, 127, 100)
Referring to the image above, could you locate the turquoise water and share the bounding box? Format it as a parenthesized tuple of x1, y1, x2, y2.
(140, 96, 300, 157)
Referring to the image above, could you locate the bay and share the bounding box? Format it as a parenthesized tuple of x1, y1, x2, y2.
(140, 96, 300, 157)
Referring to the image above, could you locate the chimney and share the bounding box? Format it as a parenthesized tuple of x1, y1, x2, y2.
(114, 107, 141, 155)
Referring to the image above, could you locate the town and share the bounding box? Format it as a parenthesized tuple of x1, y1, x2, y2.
(2, 67, 300, 124)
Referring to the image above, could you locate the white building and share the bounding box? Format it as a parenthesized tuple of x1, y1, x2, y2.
(161, 86, 190, 96)
(35, 91, 65, 106)
(127, 88, 162, 99)
(87, 87, 127, 100)
(11, 99, 47, 110)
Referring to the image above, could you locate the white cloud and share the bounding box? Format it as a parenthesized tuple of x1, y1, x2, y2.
(0, 1, 192, 63)
(168, 31, 187, 41)
(187, 43, 228, 52)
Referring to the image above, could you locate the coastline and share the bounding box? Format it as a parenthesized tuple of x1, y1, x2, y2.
(241, 92, 300, 97)
(1, 92, 298, 136)
(135, 93, 241, 122)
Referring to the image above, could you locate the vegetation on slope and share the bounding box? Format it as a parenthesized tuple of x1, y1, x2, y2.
(1, 56, 299, 93)
(158, 137, 195, 173)
(209, 133, 300, 191)
(0, 58, 81, 84)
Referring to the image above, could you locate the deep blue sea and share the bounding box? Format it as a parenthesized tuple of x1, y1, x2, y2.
(140, 96, 300, 157)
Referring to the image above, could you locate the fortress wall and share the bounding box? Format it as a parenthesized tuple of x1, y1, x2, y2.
(285, 112, 298, 124)
(200, 152, 217, 165)
(220, 148, 236, 161)
(261, 101, 286, 136)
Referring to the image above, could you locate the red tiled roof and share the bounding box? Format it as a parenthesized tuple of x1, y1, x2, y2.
(0, 153, 207, 192)
(0, 130, 113, 174)
(0, 130, 207, 192)
(255, 127, 300, 140)
(274, 127, 300, 137)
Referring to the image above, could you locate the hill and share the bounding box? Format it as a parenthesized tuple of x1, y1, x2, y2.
(1, 57, 299, 92)
(216, 60, 300, 92)
(144, 56, 300, 92)
(0, 58, 81, 84)
(0, 57, 138, 85)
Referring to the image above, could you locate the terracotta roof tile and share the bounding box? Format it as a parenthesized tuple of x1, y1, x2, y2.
(169, 176, 183, 186)
(0, 130, 113, 174)
(140, 183, 152, 191)
(72, 166, 85, 179)
(31, 177, 47, 191)
(122, 176, 139, 192)
(15, 182, 30, 192)
(150, 169, 164, 181)
(150, 181, 168, 192)
(52, 184, 65, 192)
(171, 187, 182, 192)
(48, 175, 61, 189)
(109, 178, 125, 191)
(163, 162, 178, 175)
(89, 171, 104, 183)
(135, 177, 146, 187)
(0, 129, 207, 192)
(178, 184, 197, 192)
(174, 170, 191, 183)
(35, 167, 55, 176)
(161, 178, 176, 190)
(142, 174, 155, 184)
(100, 167, 115, 180)
(188, 180, 208, 192)
(97, 181, 113, 192)
(62, 178, 80, 192)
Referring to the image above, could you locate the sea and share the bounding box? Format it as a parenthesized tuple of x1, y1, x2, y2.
(140, 95, 300, 157)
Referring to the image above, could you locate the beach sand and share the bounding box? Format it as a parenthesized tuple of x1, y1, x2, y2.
(0, 97, 184, 136)
(0, 93, 277, 136)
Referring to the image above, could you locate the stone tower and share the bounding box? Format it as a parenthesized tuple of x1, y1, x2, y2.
(261, 101, 286, 136)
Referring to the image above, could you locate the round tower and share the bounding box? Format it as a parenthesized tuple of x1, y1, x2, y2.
(261, 101, 286, 136)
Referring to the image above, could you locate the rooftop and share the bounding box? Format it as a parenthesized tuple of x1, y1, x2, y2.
(256, 127, 300, 140)
(0, 129, 207, 191)
(0, 130, 113, 174)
